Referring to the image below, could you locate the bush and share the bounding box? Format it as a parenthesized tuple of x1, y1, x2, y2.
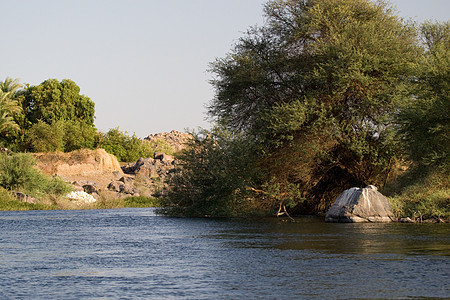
(25, 120, 99, 153)
(0, 152, 72, 198)
(385, 169, 449, 221)
(160, 127, 262, 217)
(62, 120, 100, 152)
(0, 188, 53, 211)
(100, 128, 153, 162)
(26, 120, 65, 152)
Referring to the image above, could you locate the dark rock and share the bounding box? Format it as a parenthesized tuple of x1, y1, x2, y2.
(108, 180, 125, 192)
(325, 185, 394, 223)
(82, 184, 98, 194)
(121, 163, 136, 174)
(107, 180, 138, 195)
(134, 159, 159, 178)
(119, 176, 135, 185)
(13, 192, 37, 204)
(72, 180, 98, 194)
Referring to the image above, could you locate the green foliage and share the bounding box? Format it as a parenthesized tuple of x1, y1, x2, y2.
(207, 0, 421, 214)
(0, 188, 53, 211)
(61, 120, 100, 152)
(24, 119, 99, 153)
(398, 21, 449, 173)
(23, 78, 95, 126)
(100, 128, 153, 162)
(161, 127, 262, 217)
(26, 120, 65, 152)
(146, 139, 175, 156)
(0, 89, 22, 137)
(0, 152, 72, 198)
(0, 78, 99, 153)
(387, 170, 450, 221)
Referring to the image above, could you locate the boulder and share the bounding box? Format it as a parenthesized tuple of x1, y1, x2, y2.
(325, 185, 395, 223)
(72, 180, 99, 194)
(13, 192, 37, 204)
(107, 180, 138, 195)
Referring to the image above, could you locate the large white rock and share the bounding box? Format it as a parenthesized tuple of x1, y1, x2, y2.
(325, 185, 394, 223)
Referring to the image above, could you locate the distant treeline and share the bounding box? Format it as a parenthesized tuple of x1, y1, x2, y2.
(0, 78, 172, 162)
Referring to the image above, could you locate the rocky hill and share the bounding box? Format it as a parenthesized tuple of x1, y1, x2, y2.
(144, 130, 192, 153)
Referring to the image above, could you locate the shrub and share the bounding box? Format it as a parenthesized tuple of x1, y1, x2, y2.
(0, 152, 72, 198)
(386, 169, 450, 221)
(100, 128, 153, 162)
(26, 120, 65, 152)
(25, 120, 99, 153)
(0, 187, 53, 211)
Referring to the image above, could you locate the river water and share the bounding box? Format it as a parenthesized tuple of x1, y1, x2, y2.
(0, 208, 448, 299)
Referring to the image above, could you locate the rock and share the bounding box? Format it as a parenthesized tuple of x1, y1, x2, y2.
(154, 152, 174, 163)
(107, 180, 138, 195)
(66, 191, 97, 204)
(119, 176, 135, 185)
(325, 185, 394, 223)
(134, 158, 159, 178)
(72, 180, 99, 194)
(399, 217, 415, 223)
(108, 180, 125, 192)
(82, 184, 98, 194)
(13, 192, 37, 204)
(34, 148, 122, 176)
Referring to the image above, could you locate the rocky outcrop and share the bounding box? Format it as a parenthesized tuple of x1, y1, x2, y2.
(120, 152, 179, 197)
(33, 143, 181, 200)
(34, 148, 122, 177)
(325, 185, 395, 223)
(144, 130, 191, 153)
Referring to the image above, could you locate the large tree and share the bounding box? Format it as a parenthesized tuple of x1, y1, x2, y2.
(208, 0, 421, 213)
(23, 79, 95, 127)
(398, 21, 449, 173)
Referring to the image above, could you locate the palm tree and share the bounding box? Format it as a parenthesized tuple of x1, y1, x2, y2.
(0, 90, 22, 135)
(0, 77, 22, 94)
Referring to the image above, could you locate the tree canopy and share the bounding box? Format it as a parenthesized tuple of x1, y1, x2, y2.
(164, 0, 428, 216)
(23, 79, 95, 127)
(207, 0, 422, 212)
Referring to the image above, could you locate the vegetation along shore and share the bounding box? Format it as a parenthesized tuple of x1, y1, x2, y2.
(0, 0, 448, 222)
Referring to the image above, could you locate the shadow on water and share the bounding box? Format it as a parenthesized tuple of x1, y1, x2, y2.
(204, 216, 450, 256)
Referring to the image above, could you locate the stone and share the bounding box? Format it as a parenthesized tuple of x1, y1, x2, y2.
(107, 180, 137, 195)
(134, 159, 159, 178)
(154, 152, 174, 163)
(13, 192, 37, 204)
(119, 176, 135, 185)
(325, 185, 395, 223)
(108, 180, 125, 192)
(72, 180, 98, 194)
(399, 217, 415, 223)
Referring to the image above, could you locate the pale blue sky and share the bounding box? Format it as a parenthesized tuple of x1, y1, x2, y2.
(1, 0, 448, 137)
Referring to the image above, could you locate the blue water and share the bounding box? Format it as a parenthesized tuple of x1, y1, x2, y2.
(0, 208, 449, 299)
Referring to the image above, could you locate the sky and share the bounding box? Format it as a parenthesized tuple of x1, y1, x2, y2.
(1, 0, 448, 138)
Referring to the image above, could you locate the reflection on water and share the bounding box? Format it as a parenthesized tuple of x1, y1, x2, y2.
(0, 209, 448, 299)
